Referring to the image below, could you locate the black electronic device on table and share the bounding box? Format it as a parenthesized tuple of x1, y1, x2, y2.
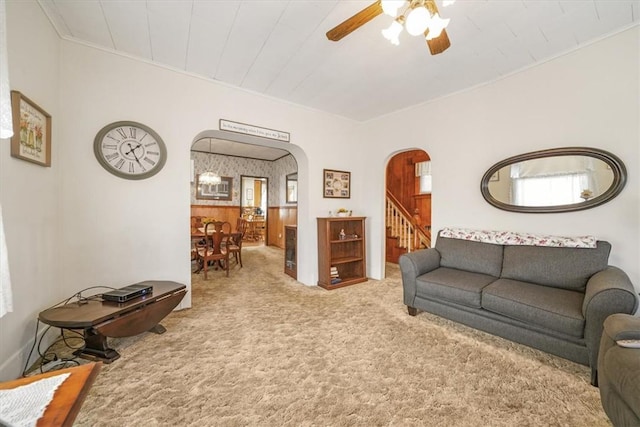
(102, 284, 153, 303)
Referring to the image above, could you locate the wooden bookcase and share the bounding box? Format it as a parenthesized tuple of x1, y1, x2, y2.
(317, 217, 367, 289)
(284, 225, 297, 279)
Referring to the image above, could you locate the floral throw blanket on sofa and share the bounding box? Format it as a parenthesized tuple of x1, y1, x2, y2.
(439, 227, 597, 248)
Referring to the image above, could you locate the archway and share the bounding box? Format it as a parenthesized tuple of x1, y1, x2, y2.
(384, 149, 432, 267)
(188, 129, 312, 284)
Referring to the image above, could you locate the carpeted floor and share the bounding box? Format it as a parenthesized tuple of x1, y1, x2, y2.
(73, 246, 611, 426)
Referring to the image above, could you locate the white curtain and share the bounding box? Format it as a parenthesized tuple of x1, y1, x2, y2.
(0, 0, 13, 318)
(415, 161, 431, 177)
(0, 0, 12, 138)
(0, 204, 12, 318)
(512, 173, 590, 206)
(510, 156, 595, 178)
(415, 161, 432, 194)
(510, 156, 597, 206)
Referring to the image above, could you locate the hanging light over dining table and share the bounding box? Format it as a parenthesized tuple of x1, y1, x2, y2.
(199, 138, 221, 185)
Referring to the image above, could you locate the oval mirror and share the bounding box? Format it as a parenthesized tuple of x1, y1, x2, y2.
(481, 147, 627, 213)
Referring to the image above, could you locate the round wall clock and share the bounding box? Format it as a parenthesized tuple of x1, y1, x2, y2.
(94, 121, 167, 180)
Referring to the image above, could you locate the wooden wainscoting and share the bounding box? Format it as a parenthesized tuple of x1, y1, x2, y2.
(268, 206, 297, 249)
(191, 205, 242, 227)
(191, 205, 296, 248)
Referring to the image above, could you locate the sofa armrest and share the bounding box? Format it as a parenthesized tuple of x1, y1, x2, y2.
(582, 266, 639, 384)
(399, 249, 441, 307)
(604, 313, 640, 342)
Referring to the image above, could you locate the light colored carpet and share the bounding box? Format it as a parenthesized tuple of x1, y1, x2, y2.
(73, 246, 610, 426)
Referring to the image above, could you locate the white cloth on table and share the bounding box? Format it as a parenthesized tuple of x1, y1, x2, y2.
(0, 373, 70, 427)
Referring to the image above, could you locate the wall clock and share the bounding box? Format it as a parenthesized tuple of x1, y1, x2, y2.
(94, 121, 167, 180)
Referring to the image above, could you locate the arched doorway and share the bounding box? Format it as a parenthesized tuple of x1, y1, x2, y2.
(189, 129, 308, 280)
(385, 149, 432, 264)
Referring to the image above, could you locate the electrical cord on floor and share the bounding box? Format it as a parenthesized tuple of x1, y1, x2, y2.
(21, 285, 117, 377)
(22, 319, 43, 377)
(22, 322, 84, 376)
(37, 329, 84, 373)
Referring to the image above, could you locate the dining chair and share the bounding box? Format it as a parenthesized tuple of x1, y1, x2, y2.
(226, 218, 247, 267)
(195, 221, 231, 278)
(235, 217, 246, 234)
(253, 215, 266, 241)
(190, 216, 204, 261)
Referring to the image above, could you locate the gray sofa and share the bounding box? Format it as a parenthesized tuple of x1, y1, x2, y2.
(598, 313, 640, 426)
(399, 232, 639, 385)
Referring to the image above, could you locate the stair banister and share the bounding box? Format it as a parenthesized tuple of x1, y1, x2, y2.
(385, 190, 431, 252)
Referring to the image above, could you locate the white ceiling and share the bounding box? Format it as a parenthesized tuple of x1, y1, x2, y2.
(39, 0, 638, 122)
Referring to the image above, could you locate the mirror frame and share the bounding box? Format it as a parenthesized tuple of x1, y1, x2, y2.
(481, 147, 627, 213)
(286, 172, 298, 204)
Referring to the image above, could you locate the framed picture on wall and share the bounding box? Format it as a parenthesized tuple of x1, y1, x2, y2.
(286, 172, 298, 203)
(196, 175, 233, 201)
(10, 91, 52, 167)
(323, 169, 350, 199)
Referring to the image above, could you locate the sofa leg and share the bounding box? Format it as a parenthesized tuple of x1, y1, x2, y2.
(407, 306, 418, 316)
(591, 368, 598, 387)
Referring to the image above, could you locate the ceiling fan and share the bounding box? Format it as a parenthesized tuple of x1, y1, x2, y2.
(326, 0, 452, 55)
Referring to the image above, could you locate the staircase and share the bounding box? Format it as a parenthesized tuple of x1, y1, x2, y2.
(386, 190, 431, 263)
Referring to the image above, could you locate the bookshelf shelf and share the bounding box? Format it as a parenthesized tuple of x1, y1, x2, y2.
(317, 217, 367, 290)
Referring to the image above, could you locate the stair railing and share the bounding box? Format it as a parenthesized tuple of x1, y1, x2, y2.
(386, 190, 431, 252)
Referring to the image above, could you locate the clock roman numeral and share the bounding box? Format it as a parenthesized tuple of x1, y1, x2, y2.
(102, 144, 117, 150)
(143, 157, 156, 166)
(115, 158, 125, 169)
(106, 135, 119, 142)
(129, 162, 135, 173)
(146, 151, 159, 156)
(139, 133, 148, 142)
(144, 141, 157, 147)
(129, 127, 137, 139)
(116, 128, 128, 139)
(105, 152, 119, 161)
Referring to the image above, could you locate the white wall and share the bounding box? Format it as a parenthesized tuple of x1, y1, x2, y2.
(0, 1, 61, 380)
(362, 26, 640, 293)
(56, 41, 363, 299)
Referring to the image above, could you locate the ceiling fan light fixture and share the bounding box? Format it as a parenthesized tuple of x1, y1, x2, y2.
(442, 0, 456, 6)
(381, 0, 407, 17)
(405, 6, 431, 36)
(382, 18, 404, 45)
(425, 13, 449, 40)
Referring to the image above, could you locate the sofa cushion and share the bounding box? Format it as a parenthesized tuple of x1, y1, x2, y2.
(435, 236, 503, 277)
(482, 279, 585, 338)
(416, 267, 498, 309)
(501, 241, 611, 291)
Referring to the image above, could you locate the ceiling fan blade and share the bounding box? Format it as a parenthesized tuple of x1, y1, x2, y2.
(326, 1, 383, 42)
(427, 29, 451, 55)
(423, 0, 451, 55)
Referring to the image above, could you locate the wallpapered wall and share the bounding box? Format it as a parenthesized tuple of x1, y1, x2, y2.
(190, 152, 297, 206)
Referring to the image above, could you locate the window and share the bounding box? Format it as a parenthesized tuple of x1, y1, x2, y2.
(512, 173, 590, 206)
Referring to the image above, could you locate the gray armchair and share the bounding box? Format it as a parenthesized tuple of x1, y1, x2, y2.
(598, 313, 640, 426)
